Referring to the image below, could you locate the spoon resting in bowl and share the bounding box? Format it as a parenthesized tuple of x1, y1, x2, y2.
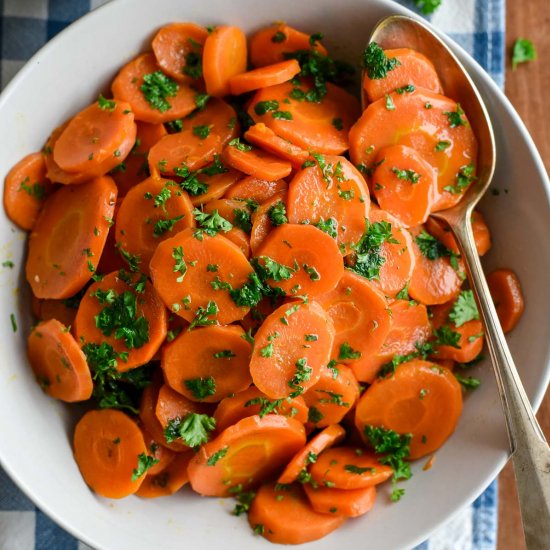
(365, 14, 550, 549)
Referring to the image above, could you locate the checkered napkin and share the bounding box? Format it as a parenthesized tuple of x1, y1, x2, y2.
(0, 0, 504, 548)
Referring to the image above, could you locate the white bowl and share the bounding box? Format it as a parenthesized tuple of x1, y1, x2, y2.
(1, 0, 549, 548)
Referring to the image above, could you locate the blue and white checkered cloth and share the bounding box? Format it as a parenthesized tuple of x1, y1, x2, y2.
(0, 0, 504, 548)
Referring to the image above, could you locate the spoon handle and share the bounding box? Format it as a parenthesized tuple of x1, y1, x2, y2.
(449, 214, 550, 549)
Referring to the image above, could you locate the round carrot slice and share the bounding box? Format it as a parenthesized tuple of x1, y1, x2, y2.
(224, 228, 251, 258)
(224, 175, 288, 204)
(139, 425, 176, 476)
(249, 191, 287, 254)
(287, 155, 370, 254)
(149, 227, 254, 324)
(189, 168, 242, 207)
(27, 319, 93, 402)
(202, 26, 247, 97)
(188, 415, 306, 496)
(162, 325, 253, 403)
(73, 409, 147, 498)
(355, 359, 463, 459)
(39, 298, 78, 327)
(249, 301, 335, 399)
(202, 198, 249, 225)
(487, 268, 525, 333)
(303, 483, 377, 518)
(256, 224, 344, 297)
(74, 271, 168, 371)
(229, 59, 301, 95)
(26, 175, 117, 299)
(278, 424, 345, 484)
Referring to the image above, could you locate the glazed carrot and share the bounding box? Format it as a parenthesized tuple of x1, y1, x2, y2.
(151, 22, 208, 83)
(202, 26, 247, 97)
(148, 98, 238, 175)
(229, 59, 301, 95)
(249, 191, 287, 254)
(31, 295, 42, 319)
(249, 81, 360, 155)
(39, 298, 78, 327)
(487, 268, 525, 333)
(162, 325, 253, 403)
(249, 24, 328, 68)
(26, 176, 117, 299)
(362, 47, 443, 103)
(189, 168, 242, 207)
(372, 145, 437, 227)
(73, 409, 148, 498)
(53, 99, 137, 174)
(255, 224, 344, 297)
(96, 199, 126, 274)
(203, 198, 250, 225)
(278, 424, 345, 484)
(3, 152, 51, 230)
(214, 386, 309, 432)
(188, 415, 306, 496)
(224, 228, 251, 257)
(112, 53, 197, 124)
(349, 88, 478, 211)
(149, 227, 254, 324)
(224, 175, 288, 204)
(309, 447, 393, 489)
(136, 450, 194, 498)
(249, 301, 335, 399)
(222, 141, 292, 181)
(115, 176, 195, 273)
(355, 359, 463, 459)
(27, 319, 93, 402)
(74, 271, 168, 371)
(304, 484, 376, 518)
(140, 426, 176, 475)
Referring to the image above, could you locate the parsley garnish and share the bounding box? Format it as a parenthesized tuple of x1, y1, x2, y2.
(97, 94, 116, 111)
(164, 413, 216, 447)
(385, 94, 395, 110)
(444, 163, 476, 195)
(413, 0, 442, 15)
(233, 208, 252, 233)
(183, 51, 202, 79)
(213, 350, 236, 359)
(272, 30, 286, 43)
(344, 464, 375, 475)
(288, 358, 312, 397)
(315, 217, 337, 238)
(308, 406, 324, 423)
(339, 342, 362, 360)
(361, 42, 401, 80)
(193, 125, 211, 139)
(188, 301, 219, 330)
(254, 100, 279, 115)
(228, 137, 252, 152)
(433, 325, 461, 348)
(448, 290, 479, 327)
(391, 167, 420, 184)
(172, 246, 187, 282)
(268, 201, 288, 226)
(230, 485, 256, 516)
(245, 397, 284, 418)
(193, 209, 232, 237)
(195, 93, 210, 110)
(444, 103, 467, 128)
(153, 214, 184, 237)
(207, 446, 229, 466)
(455, 373, 481, 391)
(18, 176, 45, 199)
(131, 453, 159, 481)
(435, 140, 451, 151)
(140, 71, 178, 112)
(415, 231, 456, 262)
(332, 117, 344, 130)
(512, 38, 537, 69)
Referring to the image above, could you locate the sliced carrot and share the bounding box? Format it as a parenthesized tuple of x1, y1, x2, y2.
(202, 198, 249, 225)
(189, 168, 242, 207)
(202, 26, 247, 97)
(224, 228, 251, 258)
(309, 446, 393, 489)
(249, 80, 360, 155)
(249, 191, 287, 255)
(74, 271, 168, 371)
(27, 319, 92, 402)
(188, 415, 306, 496)
(249, 301, 335, 399)
(363, 47, 443, 103)
(372, 145, 437, 227)
(229, 59, 301, 95)
(214, 386, 309, 432)
(487, 268, 525, 333)
(112, 53, 197, 124)
(355, 359, 463, 459)
(255, 224, 344, 297)
(73, 409, 147, 498)
(161, 325, 253, 403)
(151, 22, 208, 83)
(115, 176, 195, 273)
(149, 227, 254, 324)
(224, 175, 288, 204)
(3, 152, 51, 230)
(303, 483, 377, 518)
(26, 176, 117, 299)
(97, 199, 125, 274)
(39, 298, 78, 327)
(278, 424, 345, 484)
(249, 24, 328, 68)
(139, 425, 176, 476)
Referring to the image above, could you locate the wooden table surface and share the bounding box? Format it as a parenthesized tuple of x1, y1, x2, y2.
(498, 1, 550, 548)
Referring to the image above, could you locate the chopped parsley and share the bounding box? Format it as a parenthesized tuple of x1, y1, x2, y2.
(344, 464, 375, 475)
(131, 453, 159, 481)
(361, 42, 401, 80)
(152, 214, 184, 237)
(444, 163, 476, 195)
(413, 0, 442, 15)
(228, 137, 252, 152)
(193, 125, 211, 139)
(272, 30, 286, 43)
(183, 51, 202, 79)
(512, 38, 537, 69)
(391, 167, 420, 184)
(97, 94, 116, 111)
(332, 117, 344, 130)
(172, 246, 187, 282)
(433, 325, 461, 348)
(315, 217, 338, 239)
(164, 413, 216, 447)
(195, 93, 210, 110)
(414, 230, 459, 270)
(254, 100, 279, 115)
(245, 396, 284, 418)
(444, 103, 467, 128)
(188, 301, 219, 330)
(338, 342, 362, 360)
(268, 201, 288, 226)
(207, 446, 229, 466)
(385, 94, 395, 110)
(140, 71, 179, 112)
(193, 208, 233, 238)
(288, 358, 312, 397)
(435, 140, 451, 151)
(18, 177, 45, 200)
(308, 406, 324, 423)
(448, 290, 479, 327)
(455, 373, 481, 391)
(213, 350, 236, 359)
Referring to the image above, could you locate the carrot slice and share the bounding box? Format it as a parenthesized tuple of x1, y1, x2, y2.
(349, 88, 478, 211)
(278, 424, 345, 484)
(74, 271, 168, 371)
(249, 301, 335, 399)
(214, 386, 309, 432)
(53, 99, 136, 174)
(224, 228, 251, 258)
(249, 80, 360, 155)
(224, 175, 288, 204)
(487, 268, 525, 333)
(139, 426, 176, 477)
(303, 484, 377, 518)
(249, 24, 328, 68)
(256, 224, 344, 297)
(25, 176, 117, 299)
(27, 319, 92, 402)
(287, 155, 370, 254)
(372, 145, 437, 227)
(39, 298, 78, 327)
(355, 359, 463, 459)
(229, 59, 301, 95)
(162, 325, 253, 403)
(202, 26, 247, 97)
(3, 152, 51, 230)
(363, 47, 443, 103)
(112, 53, 197, 124)
(73, 409, 147, 498)
(149, 227, 254, 324)
(249, 191, 287, 255)
(188, 415, 306, 496)
(115, 176, 195, 273)
(190, 168, 242, 207)
(151, 22, 208, 83)
(202, 198, 249, 225)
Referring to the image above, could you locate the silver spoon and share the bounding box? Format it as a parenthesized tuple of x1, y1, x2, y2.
(365, 14, 550, 549)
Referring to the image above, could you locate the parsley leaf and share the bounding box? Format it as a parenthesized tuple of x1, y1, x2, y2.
(188, 300, 219, 330)
(193, 125, 211, 139)
(512, 38, 537, 69)
(361, 42, 401, 80)
(152, 214, 184, 237)
(245, 397, 284, 418)
(415, 230, 452, 260)
(193, 208, 233, 237)
(308, 406, 324, 423)
(443, 103, 467, 128)
(288, 357, 312, 397)
(268, 201, 288, 226)
(164, 413, 216, 447)
(338, 342, 362, 360)
(413, 0, 442, 15)
(433, 325, 461, 348)
(272, 30, 286, 43)
(18, 176, 45, 200)
(140, 71, 179, 113)
(454, 373, 481, 391)
(391, 167, 420, 184)
(444, 163, 476, 195)
(97, 94, 117, 111)
(254, 100, 279, 115)
(183, 51, 202, 79)
(448, 290, 479, 327)
(228, 137, 252, 152)
(207, 446, 229, 466)
(315, 217, 338, 239)
(131, 453, 159, 481)
(172, 246, 187, 282)
(233, 208, 252, 233)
